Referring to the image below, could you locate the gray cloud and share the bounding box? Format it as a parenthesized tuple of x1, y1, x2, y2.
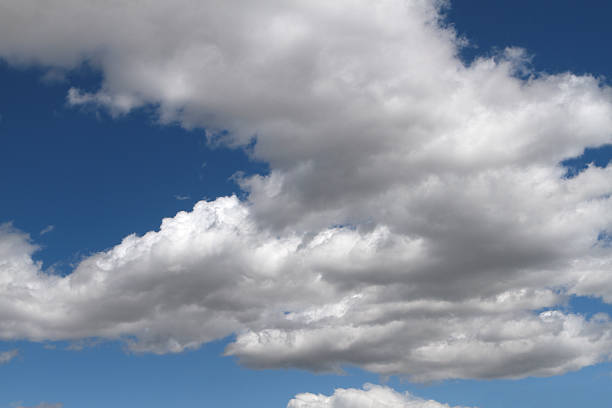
(0, 0, 612, 381)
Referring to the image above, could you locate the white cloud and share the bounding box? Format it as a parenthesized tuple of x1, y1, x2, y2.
(2, 195, 612, 380)
(0, 349, 19, 365)
(0, 0, 612, 381)
(287, 384, 470, 408)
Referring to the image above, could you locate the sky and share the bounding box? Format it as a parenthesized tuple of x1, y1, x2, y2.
(1, 1, 612, 407)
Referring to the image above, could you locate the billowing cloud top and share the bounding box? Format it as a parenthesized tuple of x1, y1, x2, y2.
(1, 0, 612, 382)
(287, 384, 470, 408)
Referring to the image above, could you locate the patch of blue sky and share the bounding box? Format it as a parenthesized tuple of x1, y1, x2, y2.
(0, 338, 381, 408)
(569, 295, 612, 319)
(447, 0, 612, 83)
(2, 336, 611, 408)
(0, 62, 267, 275)
(401, 361, 612, 408)
(562, 145, 612, 178)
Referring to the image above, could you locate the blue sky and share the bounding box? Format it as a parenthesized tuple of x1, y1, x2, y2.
(2, 1, 612, 407)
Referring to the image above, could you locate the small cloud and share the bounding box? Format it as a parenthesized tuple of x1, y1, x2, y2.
(65, 343, 85, 351)
(0, 349, 19, 365)
(67, 87, 137, 116)
(174, 195, 191, 201)
(287, 384, 471, 408)
(17, 403, 63, 408)
(43, 344, 56, 350)
(39, 225, 55, 236)
(65, 338, 102, 351)
(40, 68, 67, 84)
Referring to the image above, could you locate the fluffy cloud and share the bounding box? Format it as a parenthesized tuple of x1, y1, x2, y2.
(0, 349, 18, 365)
(2, 194, 612, 380)
(1, 0, 612, 381)
(287, 384, 469, 408)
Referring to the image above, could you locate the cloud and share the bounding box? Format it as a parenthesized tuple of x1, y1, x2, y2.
(0, 349, 19, 365)
(1, 0, 612, 381)
(40, 68, 67, 84)
(17, 403, 62, 408)
(287, 384, 470, 408)
(2, 196, 612, 380)
(174, 195, 191, 201)
(39, 225, 54, 236)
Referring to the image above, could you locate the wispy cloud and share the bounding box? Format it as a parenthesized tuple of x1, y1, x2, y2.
(174, 195, 191, 201)
(17, 403, 63, 408)
(0, 349, 19, 365)
(40, 68, 67, 84)
(39, 225, 54, 236)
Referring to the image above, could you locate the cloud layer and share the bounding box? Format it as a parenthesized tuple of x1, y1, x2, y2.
(287, 384, 469, 408)
(1, 0, 612, 381)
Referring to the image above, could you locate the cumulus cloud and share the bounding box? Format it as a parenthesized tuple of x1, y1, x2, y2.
(287, 384, 470, 408)
(1, 0, 612, 381)
(2, 195, 612, 380)
(0, 349, 19, 365)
